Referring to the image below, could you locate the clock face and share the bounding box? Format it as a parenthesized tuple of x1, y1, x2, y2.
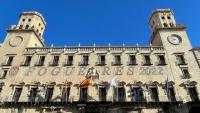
(167, 35, 182, 45)
(9, 36, 23, 47)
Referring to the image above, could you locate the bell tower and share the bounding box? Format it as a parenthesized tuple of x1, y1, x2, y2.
(1, 11, 46, 53)
(17, 11, 46, 42)
(148, 9, 192, 49)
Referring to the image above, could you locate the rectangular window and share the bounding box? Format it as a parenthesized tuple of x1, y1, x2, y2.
(0, 70, 8, 79)
(114, 55, 121, 65)
(128, 55, 137, 65)
(45, 88, 54, 102)
(188, 87, 199, 102)
(99, 87, 107, 101)
(5, 56, 14, 66)
(80, 55, 89, 66)
(61, 88, 70, 102)
(114, 87, 125, 102)
(182, 68, 190, 79)
(131, 87, 144, 102)
(144, 55, 151, 65)
(176, 55, 186, 65)
(37, 56, 45, 66)
(13, 88, 22, 102)
(28, 88, 38, 102)
(23, 56, 32, 66)
(66, 56, 73, 66)
(51, 56, 59, 66)
(98, 55, 106, 65)
(80, 88, 88, 101)
(158, 55, 166, 65)
(149, 87, 159, 102)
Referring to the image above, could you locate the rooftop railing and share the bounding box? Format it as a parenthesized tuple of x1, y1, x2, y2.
(24, 46, 165, 54)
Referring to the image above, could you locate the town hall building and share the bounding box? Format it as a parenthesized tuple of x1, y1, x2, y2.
(0, 9, 200, 113)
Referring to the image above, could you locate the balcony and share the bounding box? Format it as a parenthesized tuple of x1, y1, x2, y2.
(49, 62, 59, 66)
(127, 61, 137, 66)
(63, 61, 73, 66)
(34, 62, 44, 66)
(1, 62, 12, 67)
(142, 61, 152, 66)
(181, 74, 191, 79)
(95, 61, 106, 66)
(20, 62, 30, 66)
(79, 62, 89, 66)
(112, 61, 122, 66)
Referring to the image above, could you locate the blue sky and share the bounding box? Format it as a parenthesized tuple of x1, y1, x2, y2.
(0, 0, 200, 47)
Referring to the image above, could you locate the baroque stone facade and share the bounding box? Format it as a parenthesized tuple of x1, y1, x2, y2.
(0, 9, 200, 113)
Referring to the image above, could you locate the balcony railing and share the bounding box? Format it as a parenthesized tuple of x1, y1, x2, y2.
(63, 61, 73, 66)
(78, 62, 89, 66)
(95, 61, 106, 66)
(24, 46, 165, 54)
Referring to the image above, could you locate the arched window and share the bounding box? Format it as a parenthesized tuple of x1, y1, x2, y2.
(25, 25, 29, 29)
(163, 23, 168, 27)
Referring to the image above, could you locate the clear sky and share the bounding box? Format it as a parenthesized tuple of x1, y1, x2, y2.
(0, 0, 200, 47)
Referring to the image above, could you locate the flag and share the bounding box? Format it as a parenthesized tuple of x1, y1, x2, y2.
(165, 77, 170, 94)
(109, 77, 118, 87)
(63, 80, 67, 93)
(80, 76, 92, 87)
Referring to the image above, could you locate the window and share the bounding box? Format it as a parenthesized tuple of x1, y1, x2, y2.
(176, 55, 186, 65)
(1, 70, 8, 79)
(128, 55, 137, 65)
(23, 56, 32, 66)
(143, 55, 151, 65)
(61, 88, 70, 102)
(161, 16, 165, 20)
(181, 68, 190, 79)
(50, 56, 59, 66)
(149, 87, 159, 102)
(163, 23, 168, 27)
(188, 87, 199, 102)
(25, 25, 29, 29)
(22, 19, 25, 22)
(65, 55, 73, 66)
(4, 56, 14, 66)
(97, 55, 106, 65)
(99, 87, 107, 101)
(28, 19, 31, 22)
(167, 16, 171, 20)
(36, 29, 39, 33)
(170, 23, 174, 27)
(114, 87, 125, 102)
(80, 88, 88, 101)
(28, 88, 38, 102)
(36, 56, 45, 66)
(45, 87, 54, 102)
(158, 55, 166, 65)
(13, 88, 22, 102)
(113, 55, 121, 65)
(131, 87, 144, 102)
(19, 25, 23, 29)
(80, 55, 89, 66)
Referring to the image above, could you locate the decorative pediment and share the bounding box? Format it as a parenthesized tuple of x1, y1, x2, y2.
(98, 81, 109, 86)
(148, 81, 159, 86)
(180, 80, 197, 87)
(11, 82, 25, 86)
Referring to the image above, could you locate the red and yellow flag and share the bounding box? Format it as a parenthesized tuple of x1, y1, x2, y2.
(80, 76, 92, 87)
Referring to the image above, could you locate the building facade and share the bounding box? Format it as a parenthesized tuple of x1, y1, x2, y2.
(0, 9, 200, 113)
